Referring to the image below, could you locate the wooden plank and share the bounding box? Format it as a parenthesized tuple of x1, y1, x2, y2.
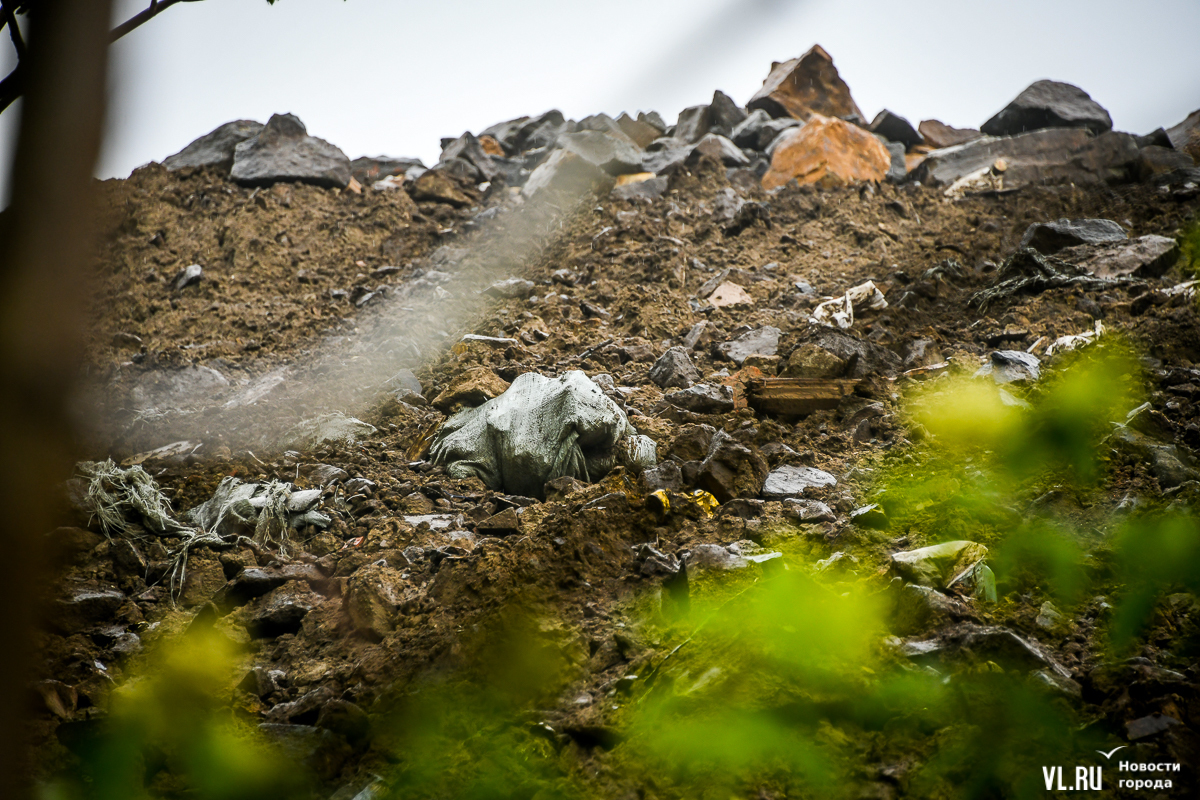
(745, 378, 859, 415)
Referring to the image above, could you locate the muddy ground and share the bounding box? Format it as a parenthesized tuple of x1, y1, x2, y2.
(26, 154, 1200, 798)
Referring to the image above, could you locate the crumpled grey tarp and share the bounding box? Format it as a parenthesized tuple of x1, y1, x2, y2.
(430, 370, 657, 498)
(184, 476, 330, 541)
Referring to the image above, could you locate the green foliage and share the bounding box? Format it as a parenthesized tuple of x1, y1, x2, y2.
(1180, 216, 1200, 277)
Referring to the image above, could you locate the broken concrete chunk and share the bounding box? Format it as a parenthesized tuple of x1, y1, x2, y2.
(1018, 218, 1127, 253)
(430, 371, 655, 499)
(762, 465, 837, 498)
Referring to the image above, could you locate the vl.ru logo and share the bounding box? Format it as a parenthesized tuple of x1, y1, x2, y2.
(1042, 766, 1103, 791)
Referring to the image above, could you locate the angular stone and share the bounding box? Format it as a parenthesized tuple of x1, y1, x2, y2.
(611, 174, 668, 201)
(248, 581, 321, 638)
(615, 113, 662, 148)
(883, 140, 906, 183)
(674, 105, 712, 144)
(917, 119, 981, 149)
(51, 588, 125, 633)
(410, 168, 475, 206)
(476, 507, 521, 536)
(688, 133, 750, 167)
(1167, 108, 1200, 159)
(350, 156, 425, 185)
(230, 113, 351, 189)
(911, 128, 1139, 189)
(637, 110, 667, 132)
(1126, 713, 1182, 741)
(708, 90, 747, 136)
(164, 120, 263, 172)
(976, 350, 1041, 384)
(870, 110, 922, 149)
(283, 413, 377, 449)
(762, 115, 891, 189)
(717, 326, 781, 365)
(649, 346, 700, 389)
(747, 44, 864, 121)
(982, 80, 1112, 137)
(782, 343, 847, 378)
(800, 328, 903, 379)
(708, 281, 753, 307)
(1018, 218, 1127, 253)
(850, 504, 888, 529)
(641, 461, 683, 492)
(1058, 235, 1179, 278)
(431, 367, 510, 413)
(695, 430, 768, 503)
(522, 149, 615, 201)
(172, 263, 203, 291)
(783, 498, 836, 523)
(762, 465, 837, 498)
(668, 424, 717, 462)
(665, 383, 735, 414)
(685, 544, 748, 574)
(438, 132, 499, 182)
(558, 131, 644, 175)
(383, 369, 423, 398)
(1137, 145, 1195, 179)
(347, 563, 406, 639)
(483, 277, 537, 298)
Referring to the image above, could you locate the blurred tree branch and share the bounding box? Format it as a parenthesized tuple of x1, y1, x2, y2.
(0, 1, 113, 797)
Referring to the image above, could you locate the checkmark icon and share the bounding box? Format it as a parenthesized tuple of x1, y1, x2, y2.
(1096, 746, 1127, 760)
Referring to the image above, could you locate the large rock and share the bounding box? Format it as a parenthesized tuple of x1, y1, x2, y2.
(1018, 218, 1127, 253)
(870, 110, 922, 149)
(891, 540, 990, 589)
(716, 326, 781, 365)
(761, 115, 891, 189)
(695, 430, 769, 503)
(522, 149, 615, 201)
(910, 128, 1140, 189)
(481, 109, 566, 154)
(163, 120, 263, 172)
(283, 413, 376, 449)
(709, 90, 748, 136)
(1059, 235, 1179, 278)
(1137, 145, 1195, 179)
(230, 113, 351, 189)
(1166, 108, 1200, 160)
(664, 383, 736, 414)
(733, 109, 803, 151)
(917, 119, 981, 149)
(798, 328, 903, 379)
(615, 113, 662, 148)
(976, 350, 1041, 384)
(981, 80, 1112, 136)
(409, 168, 475, 206)
(439, 132, 500, 182)
(688, 134, 751, 167)
(350, 156, 425, 185)
(649, 346, 700, 389)
(747, 44, 864, 122)
(557, 131, 644, 175)
(131, 365, 228, 411)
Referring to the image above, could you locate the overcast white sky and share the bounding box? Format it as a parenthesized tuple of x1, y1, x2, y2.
(1, 0, 1198, 198)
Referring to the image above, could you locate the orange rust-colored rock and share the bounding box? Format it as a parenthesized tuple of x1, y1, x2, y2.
(747, 45, 864, 122)
(478, 135, 505, 157)
(761, 114, 891, 189)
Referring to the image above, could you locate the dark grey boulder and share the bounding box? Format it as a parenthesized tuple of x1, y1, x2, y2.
(911, 128, 1140, 189)
(164, 120, 263, 173)
(557, 131, 644, 175)
(1166, 108, 1200, 151)
(1058, 235, 1179, 278)
(649, 346, 700, 389)
(981, 80, 1112, 136)
(976, 350, 1041, 384)
(687, 134, 751, 167)
(731, 109, 772, 149)
(1018, 218, 1127, 253)
(230, 113, 351, 189)
(611, 175, 668, 201)
(439, 132, 499, 182)
(674, 105, 712, 144)
(665, 383, 735, 414)
(709, 90, 747, 136)
(799, 328, 903, 379)
(882, 140, 906, 183)
(522, 149, 614, 201)
(870, 110, 922, 149)
(637, 110, 667, 132)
